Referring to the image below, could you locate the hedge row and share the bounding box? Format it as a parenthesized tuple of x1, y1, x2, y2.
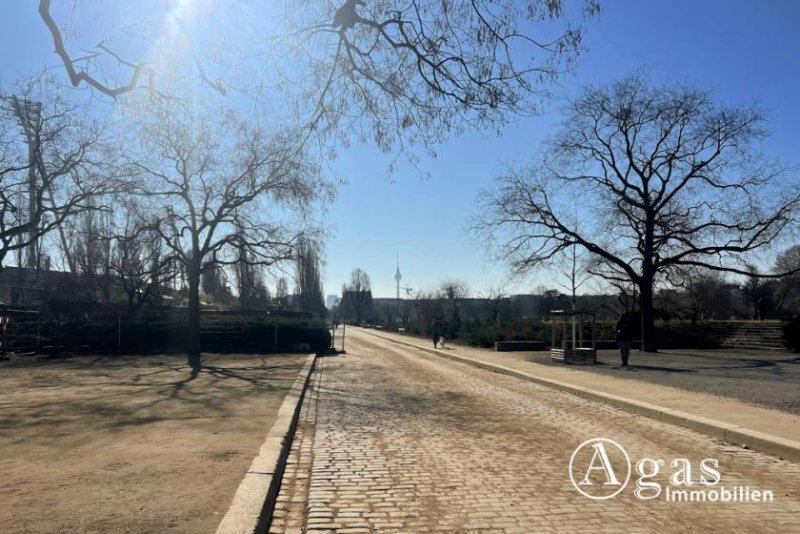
(406, 319, 797, 351)
(38, 312, 331, 354)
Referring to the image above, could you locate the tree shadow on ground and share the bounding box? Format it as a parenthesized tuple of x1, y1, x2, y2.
(595, 354, 785, 372)
(619, 365, 696, 373)
(0, 354, 305, 433)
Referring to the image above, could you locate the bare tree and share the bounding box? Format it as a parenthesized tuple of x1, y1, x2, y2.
(742, 266, 772, 320)
(234, 228, 256, 310)
(477, 76, 800, 351)
(555, 244, 592, 311)
(666, 267, 731, 322)
(275, 276, 290, 310)
(295, 236, 326, 315)
(340, 268, 373, 324)
(481, 286, 509, 327)
(202, 263, 231, 302)
(129, 108, 332, 372)
(35, 1, 599, 160)
(412, 289, 444, 333)
(109, 200, 175, 313)
(66, 206, 115, 302)
(773, 245, 800, 315)
(234, 228, 272, 310)
(0, 84, 112, 269)
(347, 268, 371, 294)
(439, 280, 468, 332)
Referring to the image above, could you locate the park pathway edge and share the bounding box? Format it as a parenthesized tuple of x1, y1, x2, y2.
(362, 329, 800, 463)
(215, 352, 317, 534)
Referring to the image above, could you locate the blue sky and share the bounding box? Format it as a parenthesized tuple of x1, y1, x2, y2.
(327, 0, 800, 298)
(2, 1, 799, 299)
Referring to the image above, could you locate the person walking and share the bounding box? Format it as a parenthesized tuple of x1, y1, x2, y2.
(615, 313, 635, 367)
(431, 319, 440, 348)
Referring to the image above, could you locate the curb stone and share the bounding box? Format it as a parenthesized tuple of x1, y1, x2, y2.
(363, 329, 800, 463)
(216, 352, 317, 534)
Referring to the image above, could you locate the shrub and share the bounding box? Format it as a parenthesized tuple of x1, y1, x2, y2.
(40, 310, 329, 354)
(456, 320, 551, 348)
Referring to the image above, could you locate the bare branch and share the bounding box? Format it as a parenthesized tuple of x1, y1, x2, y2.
(477, 75, 800, 350)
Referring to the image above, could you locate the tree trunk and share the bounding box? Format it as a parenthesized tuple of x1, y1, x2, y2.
(641, 207, 657, 353)
(187, 260, 202, 373)
(127, 292, 136, 316)
(639, 278, 657, 352)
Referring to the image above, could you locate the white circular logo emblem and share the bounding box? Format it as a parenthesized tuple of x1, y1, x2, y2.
(569, 438, 631, 500)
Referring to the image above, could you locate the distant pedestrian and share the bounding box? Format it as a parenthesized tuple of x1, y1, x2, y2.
(431, 319, 440, 348)
(615, 313, 636, 367)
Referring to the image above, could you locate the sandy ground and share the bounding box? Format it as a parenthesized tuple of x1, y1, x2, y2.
(522, 348, 800, 414)
(0, 352, 308, 534)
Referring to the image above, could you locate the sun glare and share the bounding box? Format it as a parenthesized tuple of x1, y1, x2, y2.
(162, 0, 199, 49)
(152, 0, 213, 80)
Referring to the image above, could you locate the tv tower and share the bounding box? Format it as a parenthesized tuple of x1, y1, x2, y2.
(394, 252, 402, 300)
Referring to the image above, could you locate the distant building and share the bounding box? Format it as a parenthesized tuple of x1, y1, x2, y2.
(326, 294, 339, 309)
(0, 267, 89, 307)
(0, 266, 149, 310)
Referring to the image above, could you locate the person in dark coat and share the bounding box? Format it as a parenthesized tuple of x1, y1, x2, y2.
(431, 319, 440, 348)
(615, 313, 636, 367)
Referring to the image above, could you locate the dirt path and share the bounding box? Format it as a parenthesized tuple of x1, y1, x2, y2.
(0, 352, 307, 534)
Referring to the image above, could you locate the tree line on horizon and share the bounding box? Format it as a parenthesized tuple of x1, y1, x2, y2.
(335, 262, 800, 328)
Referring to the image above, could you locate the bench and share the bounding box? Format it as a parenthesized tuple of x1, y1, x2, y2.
(550, 347, 597, 364)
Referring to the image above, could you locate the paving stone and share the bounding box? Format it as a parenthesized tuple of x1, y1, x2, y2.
(271, 330, 800, 532)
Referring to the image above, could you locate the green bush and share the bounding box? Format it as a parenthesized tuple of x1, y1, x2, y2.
(459, 324, 501, 348)
(453, 318, 725, 350)
(653, 321, 719, 349)
(456, 320, 551, 348)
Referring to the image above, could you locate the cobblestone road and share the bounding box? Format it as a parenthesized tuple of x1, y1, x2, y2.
(270, 329, 800, 533)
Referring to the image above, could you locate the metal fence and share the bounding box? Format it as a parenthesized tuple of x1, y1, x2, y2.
(0, 305, 328, 356)
(0, 307, 40, 355)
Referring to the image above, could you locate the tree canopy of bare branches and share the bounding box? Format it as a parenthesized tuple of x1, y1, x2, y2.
(0, 83, 113, 270)
(295, 236, 326, 315)
(480, 285, 510, 327)
(234, 228, 271, 310)
(106, 200, 176, 313)
(773, 244, 800, 314)
(340, 268, 373, 324)
(35, 1, 599, 158)
(129, 107, 333, 371)
(438, 279, 468, 331)
(477, 76, 800, 351)
(292, 0, 599, 151)
(275, 276, 290, 310)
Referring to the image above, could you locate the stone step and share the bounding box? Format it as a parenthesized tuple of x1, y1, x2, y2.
(719, 334, 783, 340)
(717, 342, 788, 351)
(714, 337, 784, 343)
(718, 328, 785, 332)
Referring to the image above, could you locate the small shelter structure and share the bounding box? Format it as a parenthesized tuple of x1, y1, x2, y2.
(550, 309, 597, 364)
